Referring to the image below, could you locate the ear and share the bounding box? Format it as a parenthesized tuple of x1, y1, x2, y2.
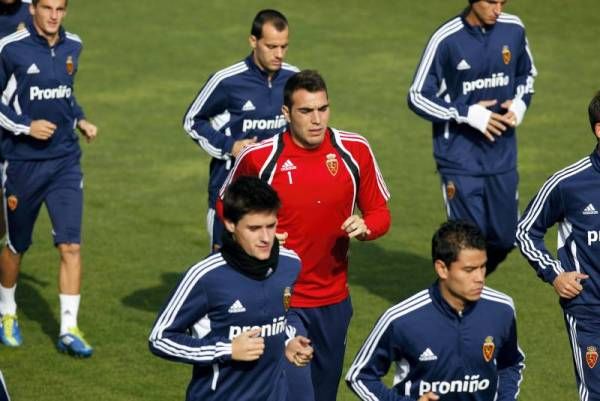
(223, 219, 236, 234)
(282, 104, 291, 123)
(594, 123, 600, 140)
(249, 35, 258, 50)
(434, 259, 449, 280)
(29, 4, 34, 16)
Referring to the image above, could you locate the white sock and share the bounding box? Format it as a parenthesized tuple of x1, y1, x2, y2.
(0, 284, 17, 316)
(59, 294, 80, 335)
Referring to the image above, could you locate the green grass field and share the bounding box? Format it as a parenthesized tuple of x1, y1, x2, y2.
(1, 1, 598, 399)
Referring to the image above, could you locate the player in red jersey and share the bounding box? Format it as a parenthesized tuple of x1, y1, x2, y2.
(218, 70, 391, 401)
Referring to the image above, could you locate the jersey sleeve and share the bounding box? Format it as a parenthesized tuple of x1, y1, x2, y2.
(507, 25, 537, 124)
(70, 94, 85, 121)
(407, 34, 470, 125)
(346, 315, 412, 401)
(0, 48, 31, 135)
(215, 145, 262, 220)
(356, 140, 391, 240)
(512, 27, 536, 108)
(516, 175, 565, 284)
(495, 314, 525, 401)
(148, 268, 232, 366)
(182, 76, 235, 160)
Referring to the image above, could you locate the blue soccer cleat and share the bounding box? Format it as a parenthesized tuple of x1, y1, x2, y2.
(0, 314, 23, 347)
(57, 327, 93, 358)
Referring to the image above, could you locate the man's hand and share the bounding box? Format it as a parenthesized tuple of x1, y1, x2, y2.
(418, 392, 440, 401)
(553, 272, 589, 299)
(285, 336, 313, 367)
(276, 231, 288, 246)
(29, 119, 57, 140)
(477, 100, 513, 142)
(231, 137, 257, 158)
(341, 215, 370, 240)
(77, 119, 98, 143)
(231, 328, 265, 361)
(500, 100, 518, 127)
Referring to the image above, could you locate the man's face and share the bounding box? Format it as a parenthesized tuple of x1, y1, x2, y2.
(30, 0, 67, 38)
(468, 0, 507, 26)
(436, 248, 487, 309)
(283, 89, 329, 149)
(250, 23, 289, 74)
(224, 211, 278, 261)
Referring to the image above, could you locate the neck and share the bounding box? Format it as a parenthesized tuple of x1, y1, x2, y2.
(34, 24, 60, 46)
(252, 53, 274, 80)
(465, 10, 482, 27)
(439, 283, 466, 313)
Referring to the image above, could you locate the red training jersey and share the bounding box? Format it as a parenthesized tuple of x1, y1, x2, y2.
(219, 128, 391, 307)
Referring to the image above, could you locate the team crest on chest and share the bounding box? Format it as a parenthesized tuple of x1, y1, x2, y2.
(502, 45, 512, 65)
(482, 336, 495, 362)
(587, 346, 598, 369)
(283, 287, 292, 311)
(325, 153, 338, 176)
(66, 56, 74, 75)
(7, 195, 18, 211)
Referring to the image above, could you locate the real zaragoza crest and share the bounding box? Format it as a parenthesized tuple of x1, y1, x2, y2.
(446, 181, 456, 200)
(283, 287, 291, 311)
(587, 346, 598, 369)
(66, 56, 74, 75)
(7, 195, 18, 211)
(482, 336, 495, 362)
(502, 45, 511, 65)
(326, 153, 338, 176)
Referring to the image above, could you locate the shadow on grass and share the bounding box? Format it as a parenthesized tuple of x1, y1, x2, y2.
(348, 242, 434, 305)
(18, 272, 59, 344)
(121, 273, 181, 313)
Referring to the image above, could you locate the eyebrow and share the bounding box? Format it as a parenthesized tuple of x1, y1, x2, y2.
(297, 104, 329, 112)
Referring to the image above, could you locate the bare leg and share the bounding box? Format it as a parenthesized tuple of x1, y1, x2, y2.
(0, 246, 21, 289)
(58, 243, 81, 294)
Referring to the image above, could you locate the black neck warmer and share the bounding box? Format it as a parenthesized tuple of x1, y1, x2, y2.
(220, 231, 279, 281)
(0, 1, 21, 16)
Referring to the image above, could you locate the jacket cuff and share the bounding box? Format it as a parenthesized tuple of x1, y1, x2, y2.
(509, 98, 527, 126)
(467, 104, 492, 133)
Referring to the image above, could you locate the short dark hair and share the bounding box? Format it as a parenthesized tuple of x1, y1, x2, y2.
(588, 90, 600, 133)
(250, 9, 288, 40)
(222, 176, 281, 224)
(32, 0, 69, 6)
(432, 220, 486, 267)
(283, 70, 328, 109)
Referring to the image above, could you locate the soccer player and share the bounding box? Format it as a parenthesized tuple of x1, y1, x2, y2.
(0, 0, 31, 244)
(346, 220, 525, 401)
(183, 9, 298, 250)
(516, 91, 600, 400)
(0, 0, 98, 357)
(407, 0, 537, 274)
(219, 70, 392, 401)
(0, 0, 30, 37)
(149, 176, 313, 401)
